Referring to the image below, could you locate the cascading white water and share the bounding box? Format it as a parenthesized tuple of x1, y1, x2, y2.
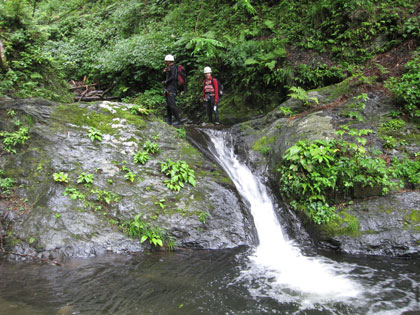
(204, 129, 361, 301)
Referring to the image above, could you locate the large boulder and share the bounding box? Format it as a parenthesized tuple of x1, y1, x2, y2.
(0, 98, 256, 261)
(313, 191, 420, 257)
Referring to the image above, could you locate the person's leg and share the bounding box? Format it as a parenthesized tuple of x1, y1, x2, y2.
(167, 92, 180, 122)
(207, 97, 215, 123)
(214, 101, 219, 124)
(165, 95, 172, 124)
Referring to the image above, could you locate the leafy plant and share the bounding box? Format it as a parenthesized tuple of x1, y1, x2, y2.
(129, 104, 149, 116)
(380, 119, 406, 133)
(347, 111, 364, 122)
(143, 140, 160, 154)
(0, 170, 15, 194)
(160, 159, 196, 192)
(63, 187, 86, 201)
(88, 127, 102, 142)
(388, 157, 420, 188)
(198, 211, 209, 224)
(53, 172, 69, 183)
(0, 127, 30, 153)
(175, 127, 187, 138)
(385, 52, 420, 117)
(77, 172, 94, 186)
(278, 139, 396, 224)
(288, 86, 319, 107)
(122, 213, 164, 247)
(154, 198, 166, 209)
(134, 151, 150, 165)
(279, 106, 295, 117)
(91, 189, 121, 204)
(381, 135, 397, 149)
(124, 171, 137, 182)
(7, 110, 16, 118)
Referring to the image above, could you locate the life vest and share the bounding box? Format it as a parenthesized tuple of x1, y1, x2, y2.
(203, 77, 215, 94)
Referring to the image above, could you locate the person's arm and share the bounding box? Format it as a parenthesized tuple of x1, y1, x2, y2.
(213, 78, 219, 104)
(165, 65, 177, 86)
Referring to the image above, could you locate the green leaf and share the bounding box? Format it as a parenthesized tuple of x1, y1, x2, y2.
(245, 58, 259, 65)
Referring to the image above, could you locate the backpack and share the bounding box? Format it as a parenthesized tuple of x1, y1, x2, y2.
(212, 78, 224, 100)
(177, 65, 187, 92)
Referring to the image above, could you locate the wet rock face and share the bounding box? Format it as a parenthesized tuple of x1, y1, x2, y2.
(317, 192, 420, 257)
(0, 98, 255, 260)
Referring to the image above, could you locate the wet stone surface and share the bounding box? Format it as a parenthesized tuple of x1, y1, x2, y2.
(0, 98, 255, 261)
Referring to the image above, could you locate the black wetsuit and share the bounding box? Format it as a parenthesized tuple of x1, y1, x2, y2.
(164, 64, 180, 123)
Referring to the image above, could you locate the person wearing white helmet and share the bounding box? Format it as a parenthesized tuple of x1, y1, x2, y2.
(163, 54, 181, 125)
(202, 66, 220, 124)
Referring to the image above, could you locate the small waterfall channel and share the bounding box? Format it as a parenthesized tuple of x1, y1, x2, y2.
(201, 128, 361, 302)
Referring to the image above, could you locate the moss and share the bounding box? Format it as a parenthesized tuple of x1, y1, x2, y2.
(404, 210, 420, 223)
(114, 107, 147, 129)
(322, 211, 361, 237)
(240, 122, 253, 133)
(51, 103, 147, 136)
(252, 136, 275, 155)
(377, 205, 394, 214)
(4, 236, 22, 247)
(196, 169, 234, 186)
(180, 143, 201, 160)
(52, 104, 114, 134)
(323, 78, 352, 101)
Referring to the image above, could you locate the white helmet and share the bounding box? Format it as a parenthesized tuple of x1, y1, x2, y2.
(203, 66, 212, 74)
(164, 54, 174, 62)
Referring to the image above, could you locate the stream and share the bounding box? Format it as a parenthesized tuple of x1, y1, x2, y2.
(0, 128, 419, 314)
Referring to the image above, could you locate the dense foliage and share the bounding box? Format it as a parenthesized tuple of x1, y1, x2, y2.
(0, 0, 71, 100)
(1, 0, 419, 118)
(386, 52, 420, 117)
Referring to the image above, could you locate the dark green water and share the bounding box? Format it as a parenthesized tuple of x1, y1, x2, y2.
(1, 248, 419, 314)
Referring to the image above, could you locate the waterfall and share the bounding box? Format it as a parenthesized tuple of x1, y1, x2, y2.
(203, 129, 361, 301)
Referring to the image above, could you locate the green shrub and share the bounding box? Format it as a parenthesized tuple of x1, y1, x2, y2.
(0, 169, 15, 194)
(53, 172, 69, 183)
(91, 189, 121, 204)
(288, 86, 319, 107)
(88, 127, 102, 142)
(160, 159, 196, 192)
(380, 119, 406, 133)
(134, 151, 150, 165)
(63, 187, 86, 201)
(122, 213, 164, 247)
(77, 172, 94, 187)
(0, 0, 70, 100)
(388, 157, 420, 188)
(0, 126, 30, 153)
(278, 139, 395, 224)
(143, 140, 160, 155)
(124, 171, 137, 183)
(385, 53, 420, 117)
